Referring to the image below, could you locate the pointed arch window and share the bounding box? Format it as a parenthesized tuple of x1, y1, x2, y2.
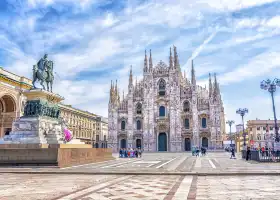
(136, 120, 141, 130)
(184, 118, 190, 129)
(159, 106, 165, 117)
(121, 120, 126, 130)
(136, 103, 142, 114)
(158, 79, 166, 96)
(183, 101, 190, 112)
(201, 118, 207, 128)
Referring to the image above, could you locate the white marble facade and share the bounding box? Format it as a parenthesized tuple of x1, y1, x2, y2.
(108, 47, 225, 152)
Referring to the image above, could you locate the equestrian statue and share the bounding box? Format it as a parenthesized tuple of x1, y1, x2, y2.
(32, 54, 54, 92)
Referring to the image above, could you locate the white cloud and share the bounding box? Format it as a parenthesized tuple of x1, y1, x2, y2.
(219, 51, 280, 85)
(2, 0, 280, 120)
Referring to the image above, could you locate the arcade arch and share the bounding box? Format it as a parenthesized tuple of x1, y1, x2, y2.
(0, 94, 17, 137)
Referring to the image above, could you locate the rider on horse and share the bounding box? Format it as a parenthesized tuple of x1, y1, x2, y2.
(32, 54, 54, 92)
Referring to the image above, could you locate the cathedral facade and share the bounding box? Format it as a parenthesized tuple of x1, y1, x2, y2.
(108, 47, 225, 152)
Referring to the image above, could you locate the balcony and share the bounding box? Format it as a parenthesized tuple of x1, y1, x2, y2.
(156, 116, 168, 122)
(199, 127, 210, 132)
(118, 130, 127, 136)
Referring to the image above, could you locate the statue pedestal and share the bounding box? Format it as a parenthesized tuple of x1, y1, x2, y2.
(0, 89, 66, 144)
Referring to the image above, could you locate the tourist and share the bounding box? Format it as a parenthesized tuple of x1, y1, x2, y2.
(246, 146, 251, 161)
(119, 148, 123, 158)
(196, 147, 200, 157)
(138, 148, 142, 158)
(135, 149, 138, 158)
(230, 147, 235, 159)
(124, 148, 128, 158)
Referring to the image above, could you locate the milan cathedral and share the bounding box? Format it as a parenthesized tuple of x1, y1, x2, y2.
(108, 47, 225, 152)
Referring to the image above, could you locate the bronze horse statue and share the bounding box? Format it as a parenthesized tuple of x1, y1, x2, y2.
(32, 60, 54, 92)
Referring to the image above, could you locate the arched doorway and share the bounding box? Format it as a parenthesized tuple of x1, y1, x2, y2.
(136, 139, 141, 149)
(95, 143, 99, 148)
(158, 133, 167, 151)
(0, 95, 16, 138)
(120, 139, 127, 148)
(184, 138, 191, 151)
(202, 137, 208, 148)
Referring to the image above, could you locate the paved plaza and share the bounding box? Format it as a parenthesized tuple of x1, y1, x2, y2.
(1, 174, 280, 200)
(1, 152, 280, 199)
(0, 152, 279, 174)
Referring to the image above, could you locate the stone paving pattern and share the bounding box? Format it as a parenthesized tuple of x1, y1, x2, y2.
(1, 153, 280, 199)
(1, 174, 280, 200)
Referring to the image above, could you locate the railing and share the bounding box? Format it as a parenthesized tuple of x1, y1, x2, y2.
(242, 150, 280, 162)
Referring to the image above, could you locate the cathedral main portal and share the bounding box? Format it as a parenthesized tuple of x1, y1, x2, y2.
(158, 132, 167, 151)
(184, 138, 191, 151)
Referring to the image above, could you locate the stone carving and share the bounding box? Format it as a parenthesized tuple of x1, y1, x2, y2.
(32, 54, 54, 92)
(23, 99, 60, 119)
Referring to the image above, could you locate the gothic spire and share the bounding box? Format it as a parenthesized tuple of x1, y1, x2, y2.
(173, 45, 179, 68)
(109, 80, 113, 103)
(115, 80, 118, 96)
(191, 60, 196, 86)
(149, 49, 153, 72)
(209, 73, 212, 97)
(213, 73, 219, 99)
(169, 47, 173, 69)
(129, 65, 133, 85)
(122, 90, 125, 101)
(144, 50, 148, 73)
(184, 70, 186, 79)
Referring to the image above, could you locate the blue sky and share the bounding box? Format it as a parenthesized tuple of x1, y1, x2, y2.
(1, 0, 280, 132)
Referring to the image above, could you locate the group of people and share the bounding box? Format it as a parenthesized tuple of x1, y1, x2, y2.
(192, 146, 207, 156)
(119, 148, 142, 158)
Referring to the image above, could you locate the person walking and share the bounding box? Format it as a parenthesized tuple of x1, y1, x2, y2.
(230, 147, 235, 159)
(246, 146, 251, 161)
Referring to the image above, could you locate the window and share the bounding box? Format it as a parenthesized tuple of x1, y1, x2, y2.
(270, 127, 273, 130)
(104, 135, 106, 141)
(159, 106, 165, 117)
(136, 120, 141, 130)
(121, 120, 126, 130)
(96, 135, 99, 142)
(201, 118, 207, 128)
(250, 128, 252, 131)
(184, 119, 190, 129)
(158, 79, 166, 96)
(136, 103, 142, 114)
(257, 134, 261, 140)
(257, 127, 260, 130)
(263, 127, 266, 130)
(183, 101, 190, 112)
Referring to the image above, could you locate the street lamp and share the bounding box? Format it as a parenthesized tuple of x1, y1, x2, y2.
(236, 108, 248, 148)
(226, 120, 235, 146)
(260, 78, 280, 142)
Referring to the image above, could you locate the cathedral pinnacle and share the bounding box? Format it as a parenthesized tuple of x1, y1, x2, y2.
(144, 50, 148, 72)
(173, 45, 179, 68)
(169, 47, 173, 69)
(129, 65, 133, 85)
(149, 49, 153, 72)
(115, 79, 118, 95)
(191, 60, 196, 86)
(209, 73, 212, 97)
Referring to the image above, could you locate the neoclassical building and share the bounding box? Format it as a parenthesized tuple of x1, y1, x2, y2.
(0, 67, 106, 145)
(108, 47, 225, 152)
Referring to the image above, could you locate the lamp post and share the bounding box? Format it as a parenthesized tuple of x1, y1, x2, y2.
(226, 120, 235, 146)
(236, 108, 248, 149)
(260, 78, 280, 143)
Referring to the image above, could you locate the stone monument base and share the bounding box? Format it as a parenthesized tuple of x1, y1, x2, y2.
(0, 117, 64, 144)
(0, 144, 114, 167)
